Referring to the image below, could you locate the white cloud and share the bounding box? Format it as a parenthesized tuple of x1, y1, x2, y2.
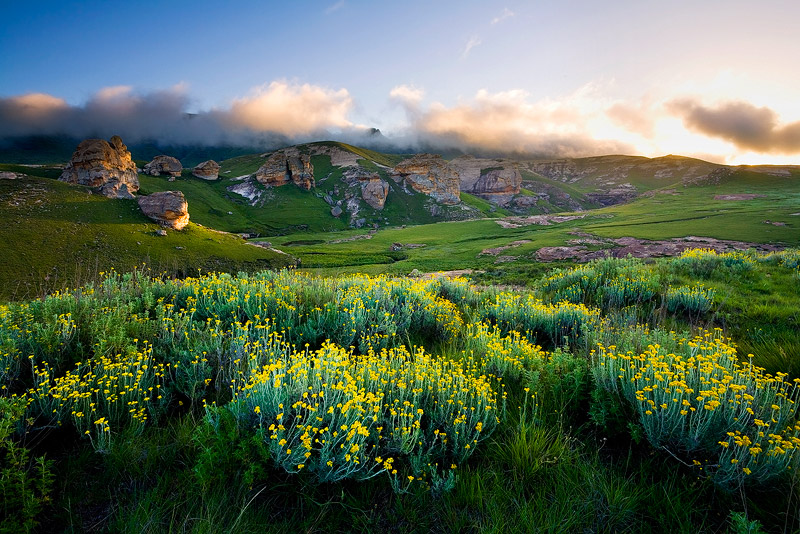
(389, 84, 425, 106)
(325, 0, 345, 14)
(491, 8, 515, 25)
(461, 36, 482, 59)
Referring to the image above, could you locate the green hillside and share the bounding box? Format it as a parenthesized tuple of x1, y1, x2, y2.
(0, 170, 294, 301)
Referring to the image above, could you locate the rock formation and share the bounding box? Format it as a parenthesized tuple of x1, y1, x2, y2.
(450, 156, 521, 206)
(192, 160, 220, 180)
(254, 148, 314, 190)
(361, 175, 389, 210)
(137, 191, 189, 230)
(391, 154, 460, 205)
(59, 135, 139, 199)
(144, 155, 182, 177)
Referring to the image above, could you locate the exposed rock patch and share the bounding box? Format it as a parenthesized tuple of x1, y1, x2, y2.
(144, 155, 182, 177)
(59, 136, 139, 199)
(585, 183, 637, 206)
(495, 214, 588, 229)
(450, 156, 521, 205)
(254, 148, 314, 190)
(0, 171, 23, 180)
(480, 240, 532, 256)
(535, 235, 783, 262)
(391, 154, 460, 205)
(137, 191, 189, 230)
(192, 160, 220, 180)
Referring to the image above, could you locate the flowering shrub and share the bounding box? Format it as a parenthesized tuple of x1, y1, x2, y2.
(594, 329, 800, 487)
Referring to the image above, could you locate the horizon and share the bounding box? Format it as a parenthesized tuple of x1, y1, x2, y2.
(2, 0, 800, 165)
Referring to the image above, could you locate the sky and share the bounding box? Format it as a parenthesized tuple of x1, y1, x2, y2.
(1, 0, 800, 164)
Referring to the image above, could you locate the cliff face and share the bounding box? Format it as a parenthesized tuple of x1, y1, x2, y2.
(450, 156, 521, 206)
(391, 154, 460, 205)
(59, 135, 139, 198)
(254, 148, 314, 190)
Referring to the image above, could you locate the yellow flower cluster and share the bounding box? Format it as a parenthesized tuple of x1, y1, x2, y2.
(229, 339, 500, 483)
(594, 329, 800, 486)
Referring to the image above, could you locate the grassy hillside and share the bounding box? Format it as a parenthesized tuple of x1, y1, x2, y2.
(0, 173, 294, 301)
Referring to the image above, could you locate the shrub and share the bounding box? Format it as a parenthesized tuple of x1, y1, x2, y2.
(593, 329, 800, 488)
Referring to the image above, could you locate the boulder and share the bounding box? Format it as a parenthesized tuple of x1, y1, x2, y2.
(59, 135, 139, 199)
(391, 154, 460, 205)
(331, 205, 343, 217)
(144, 155, 182, 177)
(192, 160, 220, 180)
(137, 191, 189, 230)
(254, 148, 314, 190)
(361, 177, 389, 210)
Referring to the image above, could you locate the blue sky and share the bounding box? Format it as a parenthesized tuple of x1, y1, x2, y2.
(2, 0, 800, 163)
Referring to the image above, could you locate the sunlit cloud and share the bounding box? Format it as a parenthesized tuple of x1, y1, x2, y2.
(391, 83, 634, 157)
(0, 81, 356, 145)
(667, 99, 800, 154)
(491, 8, 514, 25)
(227, 81, 353, 136)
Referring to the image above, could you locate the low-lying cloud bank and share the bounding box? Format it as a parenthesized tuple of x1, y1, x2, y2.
(2, 80, 800, 162)
(0, 81, 364, 148)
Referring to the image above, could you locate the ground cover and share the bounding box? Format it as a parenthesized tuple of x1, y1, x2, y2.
(2, 252, 799, 532)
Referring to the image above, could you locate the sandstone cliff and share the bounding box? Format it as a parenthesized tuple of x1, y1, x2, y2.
(59, 135, 139, 199)
(391, 154, 460, 205)
(449, 156, 522, 206)
(254, 148, 314, 190)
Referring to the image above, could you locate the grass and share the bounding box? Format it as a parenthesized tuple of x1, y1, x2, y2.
(0, 175, 294, 301)
(3, 264, 799, 532)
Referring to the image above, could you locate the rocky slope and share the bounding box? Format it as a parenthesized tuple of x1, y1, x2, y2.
(390, 154, 460, 205)
(59, 136, 139, 198)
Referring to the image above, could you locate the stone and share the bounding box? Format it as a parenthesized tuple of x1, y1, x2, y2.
(450, 156, 521, 205)
(144, 155, 183, 177)
(360, 174, 389, 210)
(0, 171, 22, 180)
(137, 191, 190, 230)
(331, 205, 343, 217)
(391, 154, 460, 205)
(156, 229, 167, 237)
(59, 135, 139, 199)
(253, 148, 314, 190)
(192, 160, 220, 180)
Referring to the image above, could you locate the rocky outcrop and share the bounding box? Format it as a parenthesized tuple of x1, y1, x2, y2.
(391, 154, 460, 205)
(59, 135, 139, 199)
(137, 191, 189, 230)
(192, 160, 220, 180)
(254, 148, 314, 190)
(144, 155, 182, 177)
(586, 183, 637, 206)
(361, 175, 389, 210)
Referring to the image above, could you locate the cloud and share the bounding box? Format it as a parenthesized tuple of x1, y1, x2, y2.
(324, 0, 345, 14)
(227, 81, 353, 136)
(491, 8, 515, 25)
(389, 85, 424, 106)
(667, 98, 800, 154)
(390, 85, 634, 157)
(0, 81, 357, 146)
(461, 36, 482, 59)
(606, 100, 657, 138)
